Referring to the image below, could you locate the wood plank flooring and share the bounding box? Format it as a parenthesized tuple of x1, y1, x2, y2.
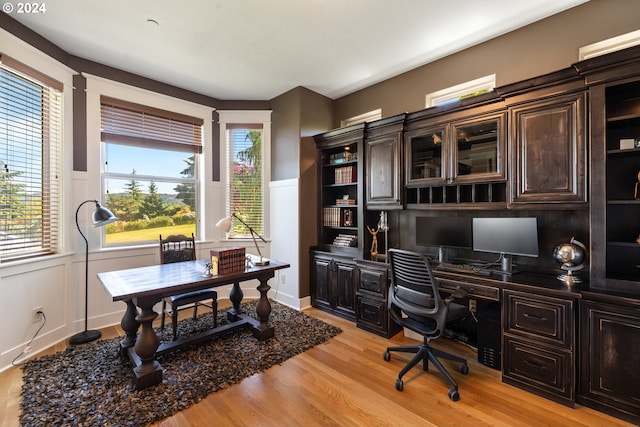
(0, 301, 634, 427)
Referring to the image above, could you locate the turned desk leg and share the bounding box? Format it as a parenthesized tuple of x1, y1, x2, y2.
(228, 281, 243, 321)
(119, 299, 139, 354)
(252, 274, 274, 340)
(131, 297, 162, 390)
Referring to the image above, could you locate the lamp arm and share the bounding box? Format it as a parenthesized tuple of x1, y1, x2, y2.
(75, 199, 97, 333)
(232, 213, 266, 261)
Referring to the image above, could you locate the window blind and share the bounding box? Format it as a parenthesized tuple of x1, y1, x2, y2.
(0, 55, 63, 261)
(225, 126, 263, 237)
(100, 96, 203, 153)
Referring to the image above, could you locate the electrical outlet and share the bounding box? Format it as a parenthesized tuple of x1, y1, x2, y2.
(468, 299, 477, 313)
(280, 273, 286, 285)
(32, 307, 43, 323)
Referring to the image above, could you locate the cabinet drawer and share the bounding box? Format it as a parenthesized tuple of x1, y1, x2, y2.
(356, 295, 388, 336)
(504, 290, 573, 348)
(503, 336, 574, 406)
(357, 266, 387, 297)
(438, 278, 500, 301)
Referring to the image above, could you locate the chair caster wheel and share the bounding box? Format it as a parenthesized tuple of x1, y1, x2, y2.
(460, 364, 469, 375)
(383, 351, 391, 362)
(395, 379, 404, 391)
(448, 388, 460, 401)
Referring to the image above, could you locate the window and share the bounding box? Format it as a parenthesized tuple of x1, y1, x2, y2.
(225, 125, 264, 237)
(579, 29, 640, 60)
(426, 74, 496, 108)
(100, 97, 203, 245)
(340, 108, 382, 127)
(0, 55, 63, 261)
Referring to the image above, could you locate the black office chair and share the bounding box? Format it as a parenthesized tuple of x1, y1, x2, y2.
(159, 233, 218, 340)
(383, 248, 469, 401)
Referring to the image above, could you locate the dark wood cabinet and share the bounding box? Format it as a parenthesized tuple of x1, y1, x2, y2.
(403, 103, 508, 208)
(314, 124, 365, 258)
(506, 81, 587, 206)
(578, 293, 640, 424)
(311, 250, 356, 321)
(365, 113, 405, 210)
(355, 259, 401, 338)
(502, 289, 576, 407)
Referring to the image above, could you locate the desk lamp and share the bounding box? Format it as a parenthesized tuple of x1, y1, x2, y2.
(216, 213, 269, 266)
(70, 200, 117, 345)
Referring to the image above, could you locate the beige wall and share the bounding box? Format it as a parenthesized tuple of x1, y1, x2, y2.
(333, 0, 640, 127)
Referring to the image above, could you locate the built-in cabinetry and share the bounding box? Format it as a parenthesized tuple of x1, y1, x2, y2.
(404, 103, 508, 208)
(502, 289, 576, 407)
(578, 292, 640, 424)
(314, 124, 365, 257)
(501, 69, 587, 206)
(310, 250, 356, 321)
(355, 259, 401, 338)
(365, 113, 405, 210)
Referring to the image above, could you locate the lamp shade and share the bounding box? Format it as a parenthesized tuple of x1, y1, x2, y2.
(92, 202, 117, 227)
(216, 216, 232, 233)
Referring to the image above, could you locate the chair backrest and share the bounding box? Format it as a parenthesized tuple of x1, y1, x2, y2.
(388, 248, 448, 334)
(159, 233, 196, 264)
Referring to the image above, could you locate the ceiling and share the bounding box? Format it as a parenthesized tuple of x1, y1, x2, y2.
(10, 0, 588, 101)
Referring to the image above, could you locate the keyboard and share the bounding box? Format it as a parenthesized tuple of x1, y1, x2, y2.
(436, 262, 492, 276)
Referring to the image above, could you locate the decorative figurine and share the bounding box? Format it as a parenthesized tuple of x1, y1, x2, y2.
(367, 225, 379, 261)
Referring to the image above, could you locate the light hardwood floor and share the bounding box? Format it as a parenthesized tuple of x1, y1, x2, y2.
(1, 301, 634, 427)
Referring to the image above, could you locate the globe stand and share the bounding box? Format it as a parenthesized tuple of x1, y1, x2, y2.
(557, 265, 583, 285)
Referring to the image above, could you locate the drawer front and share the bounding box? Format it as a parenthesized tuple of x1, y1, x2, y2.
(356, 295, 387, 336)
(503, 336, 574, 405)
(504, 290, 573, 348)
(438, 278, 500, 301)
(357, 266, 387, 297)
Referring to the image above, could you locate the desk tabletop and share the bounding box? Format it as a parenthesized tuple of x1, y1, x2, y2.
(98, 258, 289, 301)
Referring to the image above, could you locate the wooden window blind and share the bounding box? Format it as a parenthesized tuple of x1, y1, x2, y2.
(0, 55, 63, 261)
(100, 96, 203, 153)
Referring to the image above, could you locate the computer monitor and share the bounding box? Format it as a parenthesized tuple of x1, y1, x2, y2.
(416, 216, 472, 263)
(472, 217, 539, 274)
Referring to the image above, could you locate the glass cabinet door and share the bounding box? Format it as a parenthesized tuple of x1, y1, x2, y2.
(451, 112, 506, 182)
(405, 126, 447, 184)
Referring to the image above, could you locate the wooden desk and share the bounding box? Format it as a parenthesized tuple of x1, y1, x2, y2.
(98, 258, 290, 390)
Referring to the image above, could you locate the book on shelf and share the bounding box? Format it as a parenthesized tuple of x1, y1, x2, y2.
(332, 233, 358, 247)
(334, 166, 356, 184)
(329, 151, 357, 165)
(336, 198, 356, 205)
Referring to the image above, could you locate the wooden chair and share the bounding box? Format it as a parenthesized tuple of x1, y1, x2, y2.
(159, 233, 217, 340)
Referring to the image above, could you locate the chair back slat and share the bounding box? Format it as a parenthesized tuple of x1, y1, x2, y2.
(389, 248, 440, 310)
(159, 233, 196, 264)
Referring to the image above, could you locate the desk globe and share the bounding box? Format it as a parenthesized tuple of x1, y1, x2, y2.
(552, 238, 586, 284)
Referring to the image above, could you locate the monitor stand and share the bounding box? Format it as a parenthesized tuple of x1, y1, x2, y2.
(498, 253, 513, 275)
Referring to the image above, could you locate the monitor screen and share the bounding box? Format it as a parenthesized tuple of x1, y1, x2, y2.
(472, 217, 539, 257)
(416, 216, 472, 249)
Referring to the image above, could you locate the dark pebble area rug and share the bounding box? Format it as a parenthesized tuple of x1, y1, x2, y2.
(20, 300, 342, 426)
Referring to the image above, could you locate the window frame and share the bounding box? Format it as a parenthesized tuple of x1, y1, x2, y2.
(426, 74, 496, 108)
(217, 110, 271, 242)
(0, 55, 64, 262)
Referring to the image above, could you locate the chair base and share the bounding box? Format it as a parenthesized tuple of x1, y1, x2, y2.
(384, 341, 468, 401)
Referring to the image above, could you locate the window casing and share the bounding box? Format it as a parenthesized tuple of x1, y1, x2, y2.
(100, 97, 203, 245)
(0, 56, 63, 261)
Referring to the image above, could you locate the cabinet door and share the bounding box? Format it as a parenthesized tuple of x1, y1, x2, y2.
(579, 299, 640, 423)
(405, 125, 448, 185)
(510, 91, 587, 204)
(451, 112, 506, 183)
(312, 256, 333, 312)
(366, 134, 402, 208)
(334, 260, 356, 318)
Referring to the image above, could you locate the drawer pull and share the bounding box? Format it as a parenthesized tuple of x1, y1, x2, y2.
(523, 359, 547, 371)
(523, 313, 547, 322)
